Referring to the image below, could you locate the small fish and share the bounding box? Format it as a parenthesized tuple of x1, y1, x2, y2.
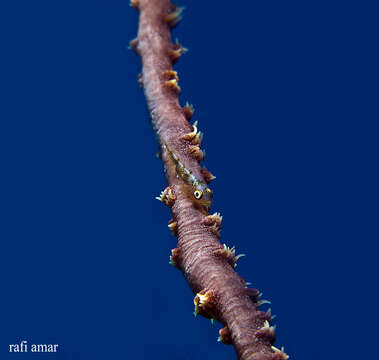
(163, 143, 213, 207)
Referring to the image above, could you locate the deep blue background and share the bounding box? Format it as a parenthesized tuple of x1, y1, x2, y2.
(0, 1, 377, 359)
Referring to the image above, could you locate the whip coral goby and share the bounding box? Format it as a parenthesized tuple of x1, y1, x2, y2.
(130, 1, 288, 359)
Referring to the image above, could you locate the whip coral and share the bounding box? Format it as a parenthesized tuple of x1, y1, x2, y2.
(130, 1, 288, 359)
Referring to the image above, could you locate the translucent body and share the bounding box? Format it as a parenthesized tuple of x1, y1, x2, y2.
(164, 144, 213, 207)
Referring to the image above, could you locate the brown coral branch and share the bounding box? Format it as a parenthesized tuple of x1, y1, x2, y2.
(131, 1, 288, 359)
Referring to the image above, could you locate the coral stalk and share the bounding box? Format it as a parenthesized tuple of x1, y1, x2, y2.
(131, 1, 288, 359)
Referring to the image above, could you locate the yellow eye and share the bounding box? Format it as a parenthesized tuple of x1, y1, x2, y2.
(194, 190, 203, 199)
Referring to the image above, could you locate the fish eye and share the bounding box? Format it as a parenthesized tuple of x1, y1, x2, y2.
(194, 190, 203, 199)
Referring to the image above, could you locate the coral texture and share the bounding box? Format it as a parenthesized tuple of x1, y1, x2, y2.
(131, 1, 288, 359)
